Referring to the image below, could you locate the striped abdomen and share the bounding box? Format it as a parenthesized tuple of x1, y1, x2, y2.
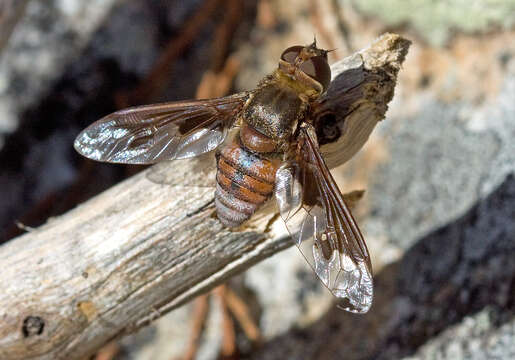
(215, 127, 278, 227)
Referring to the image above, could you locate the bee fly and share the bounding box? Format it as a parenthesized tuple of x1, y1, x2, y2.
(74, 40, 373, 313)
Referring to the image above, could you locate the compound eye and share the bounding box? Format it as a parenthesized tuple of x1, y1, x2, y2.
(299, 56, 331, 90)
(280, 45, 304, 64)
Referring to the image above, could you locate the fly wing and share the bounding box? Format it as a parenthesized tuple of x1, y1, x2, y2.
(74, 92, 249, 164)
(275, 123, 373, 313)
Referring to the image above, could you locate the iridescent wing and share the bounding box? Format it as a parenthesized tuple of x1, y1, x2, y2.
(74, 92, 249, 164)
(275, 123, 373, 313)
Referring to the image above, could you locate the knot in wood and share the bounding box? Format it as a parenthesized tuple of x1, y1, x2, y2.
(22, 315, 45, 338)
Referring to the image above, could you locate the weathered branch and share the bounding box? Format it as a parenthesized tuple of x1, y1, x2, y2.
(0, 33, 410, 360)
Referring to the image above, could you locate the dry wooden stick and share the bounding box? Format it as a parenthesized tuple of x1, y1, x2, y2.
(0, 33, 410, 360)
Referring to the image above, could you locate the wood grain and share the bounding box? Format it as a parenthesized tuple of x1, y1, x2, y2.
(0, 33, 410, 360)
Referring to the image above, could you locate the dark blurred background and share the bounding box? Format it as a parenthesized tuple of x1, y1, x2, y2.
(0, 1, 514, 359)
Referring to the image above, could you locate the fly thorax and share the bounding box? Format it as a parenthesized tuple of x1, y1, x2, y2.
(242, 83, 304, 143)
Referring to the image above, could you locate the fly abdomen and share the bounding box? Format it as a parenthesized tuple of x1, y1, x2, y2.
(215, 140, 278, 227)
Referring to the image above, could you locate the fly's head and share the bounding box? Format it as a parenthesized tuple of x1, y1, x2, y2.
(277, 40, 332, 98)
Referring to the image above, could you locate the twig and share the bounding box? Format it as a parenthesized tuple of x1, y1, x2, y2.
(0, 33, 410, 360)
(195, 55, 240, 99)
(209, 0, 244, 73)
(116, 0, 222, 106)
(215, 286, 237, 358)
(178, 295, 209, 360)
(93, 341, 120, 360)
(256, 0, 276, 30)
(224, 287, 261, 342)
